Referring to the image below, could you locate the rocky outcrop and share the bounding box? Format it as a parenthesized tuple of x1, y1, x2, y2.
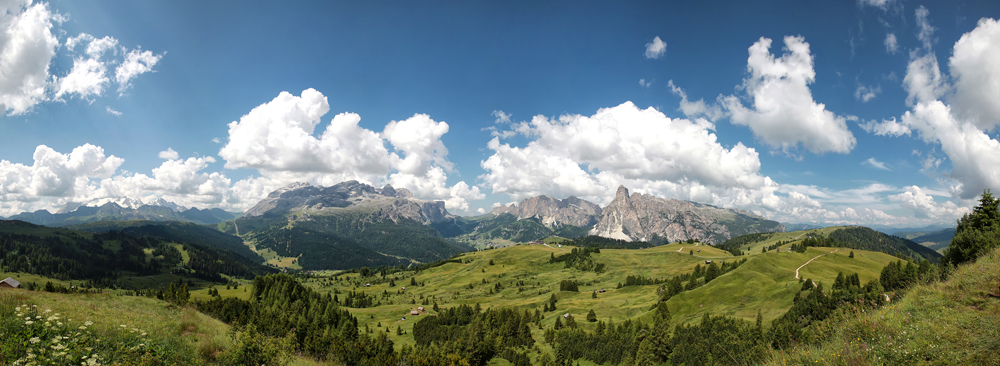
(591, 185, 784, 244)
(244, 181, 450, 224)
(491, 195, 602, 228)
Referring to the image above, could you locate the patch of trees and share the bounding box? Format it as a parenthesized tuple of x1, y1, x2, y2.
(196, 273, 399, 364)
(409, 303, 534, 366)
(558, 280, 580, 291)
(827, 227, 941, 262)
(718, 232, 773, 255)
(548, 247, 606, 272)
(566, 235, 651, 249)
(946, 189, 1000, 265)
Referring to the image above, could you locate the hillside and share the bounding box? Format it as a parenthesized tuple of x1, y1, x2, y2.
(719, 226, 942, 262)
(766, 245, 1000, 365)
(298, 240, 903, 352)
(0, 220, 274, 288)
(64, 220, 261, 261)
(6, 201, 240, 227)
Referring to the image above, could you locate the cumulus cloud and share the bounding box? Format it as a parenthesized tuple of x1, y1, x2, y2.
(863, 14, 1000, 199)
(720, 36, 856, 155)
(158, 148, 179, 160)
(884, 33, 899, 54)
(0, 144, 123, 211)
(644, 36, 666, 59)
(55, 57, 108, 99)
(480, 101, 783, 210)
(218, 89, 481, 212)
(889, 185, 970, 219)
(949, 18, 1000, 130)
(864, 157, 890, 170)
(116, 48, 163, 92)
(0, 0, 59, 115)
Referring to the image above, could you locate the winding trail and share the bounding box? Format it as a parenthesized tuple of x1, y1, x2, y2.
(795, 248, 841, 279)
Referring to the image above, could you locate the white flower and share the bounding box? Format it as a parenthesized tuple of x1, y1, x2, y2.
(29, 337, 40, 344)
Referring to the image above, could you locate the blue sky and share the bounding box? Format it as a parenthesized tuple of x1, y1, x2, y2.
(0, 0, 998, 228)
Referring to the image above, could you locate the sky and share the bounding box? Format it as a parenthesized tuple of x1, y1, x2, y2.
(0, 0, 998, 228)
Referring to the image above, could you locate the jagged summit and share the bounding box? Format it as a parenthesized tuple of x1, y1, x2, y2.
(591, 185, 783, 244)
(57, 196, 189, 214)
(490, 194, 601, 228)
(244, 180, 448, 224)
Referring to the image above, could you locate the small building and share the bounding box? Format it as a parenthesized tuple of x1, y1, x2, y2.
(705, 260, 713, 264)
(563, 313, 571, 318)
(410, 310, 420, 316)
(0, 277, 20, 289)
(598, 289, 606, 293)
(417, 306, 425, 312)
(364, 283, 371, 287)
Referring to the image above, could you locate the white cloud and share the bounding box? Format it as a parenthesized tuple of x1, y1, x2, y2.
(884, 33, 899, 54)
(721, 36, 856, 155)
(480, 101, 779, 209)
(491, 110, 511, 124)
(55, 57, 108, 99)
(0, 144, 123, 208)
(916, 6, 935, 49)
(211, 137, 221, 143)
(105, 106, 121, 116)
(949, 18, 1000, 130)
(864, 16, 1000, 200)
(667, 80, 723, 121)
(864, 157, 890, 170)
(639, 79, 652, 88)
(855, 83, 881, 102)
(158, 148, 179, 160)
(644, 36, 666, 59)
(859, 0, 894, 9)
(115, 48, 162, 92)
(0, 0, 59, 115)
(218, 89, 481, 212)
(889, 185, 969, 219)
(859, 117, 911, 136)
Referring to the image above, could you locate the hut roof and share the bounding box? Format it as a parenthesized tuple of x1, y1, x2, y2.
(1, 277, 20, 288)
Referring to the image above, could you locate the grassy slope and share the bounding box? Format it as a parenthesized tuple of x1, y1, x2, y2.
(0, 289, 323, 366)
(766, 246, 1000, 366)
(303, 241, 901, 352)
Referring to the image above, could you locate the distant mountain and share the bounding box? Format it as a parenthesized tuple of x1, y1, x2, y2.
(226, 181, 470, 270)
(5, 197, 238, 227)
(591, 185, 785, 244)
(909, 227, 956, 253)
(782, 223, 826, 231)
(490, 195, 602, 228)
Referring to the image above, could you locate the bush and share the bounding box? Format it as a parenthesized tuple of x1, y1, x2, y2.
(219, 323, 294, 366)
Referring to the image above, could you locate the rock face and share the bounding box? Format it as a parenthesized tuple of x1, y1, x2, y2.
(591, 185, 784, 244)
(491, 195, 602, 228)
(244, 181, 449, 224)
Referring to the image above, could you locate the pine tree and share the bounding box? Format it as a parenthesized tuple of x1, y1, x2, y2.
(849, 250, 855, 258)
(587, 309, 597, 322)
(947, 189, 1000, 265)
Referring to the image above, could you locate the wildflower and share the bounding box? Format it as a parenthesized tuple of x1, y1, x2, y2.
(25, 321, 34, 325)
(29, 337, 40, 344)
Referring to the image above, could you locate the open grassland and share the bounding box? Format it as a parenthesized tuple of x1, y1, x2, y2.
(303, 241, 902, 351)
(766, 246, 1000, 366)
(738, 226, 849, 254)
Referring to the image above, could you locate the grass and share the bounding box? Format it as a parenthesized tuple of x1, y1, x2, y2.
(0, 289, 329, 365)
(301, 241, 902, 352)
(765, 246, 1000, 366)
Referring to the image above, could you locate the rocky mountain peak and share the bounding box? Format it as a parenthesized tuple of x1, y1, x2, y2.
(592, 185, 784, 244)
(244, 180, 450, 224)
(490, 194, 601, 228)
(615, 185, 630, 199)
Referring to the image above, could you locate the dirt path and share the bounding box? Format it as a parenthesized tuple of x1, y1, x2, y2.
(795, 248, 841, 279)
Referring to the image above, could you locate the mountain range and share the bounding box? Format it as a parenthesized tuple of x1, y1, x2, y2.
(3, 197, 239, 227)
